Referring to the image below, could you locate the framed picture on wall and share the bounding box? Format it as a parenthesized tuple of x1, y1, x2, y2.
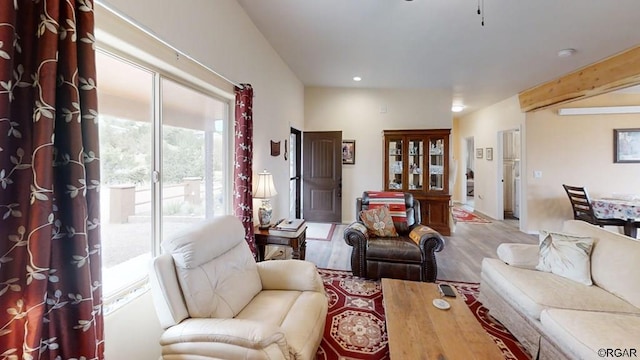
(475, 148, 483, 159)
(486, 147, 493, 161)
(342, 140, 356, 164)
(614, 128, 640, 163)
(270, 140, 281, 156)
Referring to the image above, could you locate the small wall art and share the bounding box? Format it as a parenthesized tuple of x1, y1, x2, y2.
(342, 140, 356, 164)
(486, 147, 493, 161)
(270, 140, 281, 157)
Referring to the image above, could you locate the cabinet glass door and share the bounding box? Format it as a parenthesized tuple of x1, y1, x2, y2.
(407, 138, 424, 191)
(388, 139, 403, 190)
(429, 138, 445, 191)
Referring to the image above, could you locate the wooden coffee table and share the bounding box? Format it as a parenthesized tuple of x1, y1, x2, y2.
(381, 278, 503, 359)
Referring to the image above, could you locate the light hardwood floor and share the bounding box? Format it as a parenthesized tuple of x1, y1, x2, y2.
(305, 213, 538, 283)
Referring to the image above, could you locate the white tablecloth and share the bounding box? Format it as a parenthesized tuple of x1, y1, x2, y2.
(592, 198, 640, 220)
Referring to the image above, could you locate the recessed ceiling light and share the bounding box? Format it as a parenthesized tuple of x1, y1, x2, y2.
(451, 105, 465, 112)
(557, 48, 576, 58)
(353, 76, 362, 82)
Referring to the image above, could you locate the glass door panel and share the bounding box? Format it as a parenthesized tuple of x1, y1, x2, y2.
(407, 139, 424, 191)
(161, 78, 227, 240)
(96, 51, 153, 296)
(429, 137, 445, 191)
(289, 128, 301, 219)
(388, 139, 403, 189)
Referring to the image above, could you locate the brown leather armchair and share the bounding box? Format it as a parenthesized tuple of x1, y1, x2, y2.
(343, 192, 445, 282)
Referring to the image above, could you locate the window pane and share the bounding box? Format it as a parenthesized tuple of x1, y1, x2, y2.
(408, 138, 423, 190)
(97, 51, 153, 296)
(429, 138, 445, 191)
(161, 78, 226, 240)
(388, 139, 403, 189)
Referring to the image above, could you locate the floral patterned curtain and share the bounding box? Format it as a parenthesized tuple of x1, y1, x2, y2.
(233, 84, 256, 257)
(0, 1, 103, 358)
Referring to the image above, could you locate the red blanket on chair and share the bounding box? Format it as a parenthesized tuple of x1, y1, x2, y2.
(366, 191, 407, 222)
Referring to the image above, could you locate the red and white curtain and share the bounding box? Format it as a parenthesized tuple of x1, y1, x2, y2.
(233, 84, 257, 256)
(0, 0, 103, 358)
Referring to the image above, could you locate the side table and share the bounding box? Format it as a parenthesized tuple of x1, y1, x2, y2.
(254, 225, 307, 261)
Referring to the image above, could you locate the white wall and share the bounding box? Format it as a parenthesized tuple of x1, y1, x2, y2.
(304, 87, 452, 223)
(97, 0, 304, 358)
(525, 92, 640, 233)
(104, 291, 162, 360)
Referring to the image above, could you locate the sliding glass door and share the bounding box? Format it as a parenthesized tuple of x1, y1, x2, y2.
(97, 50, 230, 302)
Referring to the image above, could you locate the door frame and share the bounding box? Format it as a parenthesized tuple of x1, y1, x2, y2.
(497, 131, 506, 221)
(497, 128, 522, 223)
(290, 127, 302, 219)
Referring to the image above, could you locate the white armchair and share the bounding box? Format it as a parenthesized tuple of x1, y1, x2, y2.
(149, 215, 328, 360)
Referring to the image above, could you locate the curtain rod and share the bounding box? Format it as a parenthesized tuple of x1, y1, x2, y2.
(95, 0, 244, 89)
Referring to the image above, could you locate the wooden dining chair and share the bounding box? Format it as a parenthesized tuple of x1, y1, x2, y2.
(562, 184, 628, 228)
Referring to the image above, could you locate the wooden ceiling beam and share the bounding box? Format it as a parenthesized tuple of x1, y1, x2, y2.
(518, 45, 640, 112)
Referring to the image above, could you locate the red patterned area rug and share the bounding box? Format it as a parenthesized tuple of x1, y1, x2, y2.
(317, 269, 388, 360)
(452, 206, 492, 224)
(316, 269, 531, 360)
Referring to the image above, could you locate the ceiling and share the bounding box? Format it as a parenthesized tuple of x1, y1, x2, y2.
(236, 0, 640, 115)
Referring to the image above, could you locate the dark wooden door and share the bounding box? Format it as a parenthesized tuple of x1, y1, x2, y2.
(302, 131, 342, 222)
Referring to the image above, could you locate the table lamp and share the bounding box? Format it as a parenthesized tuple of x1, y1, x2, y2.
(254, 170, 277, 229)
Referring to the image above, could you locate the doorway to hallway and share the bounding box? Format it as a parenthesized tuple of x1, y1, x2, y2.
(500, 129, 521, 222)
(464, 137, 475, 209)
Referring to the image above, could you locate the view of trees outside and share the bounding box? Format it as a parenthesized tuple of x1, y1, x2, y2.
(100, 117, 212, 187)
(162, 124, 207, 218)
(162, 125, 205, 184)
(100, 116, 151, 186)
(100, 116, 226, 218)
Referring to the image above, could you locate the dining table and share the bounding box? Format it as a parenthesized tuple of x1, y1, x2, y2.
(591, 197, 640, 238)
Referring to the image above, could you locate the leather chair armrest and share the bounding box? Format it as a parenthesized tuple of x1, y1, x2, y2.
(160, 318, 289, 356)
(344, 222, 369, 246)
(344, 222, 369, 278)
(257, 259, 324, 293)
(409, 225, 445, 282)
(409, 225, 445, 252)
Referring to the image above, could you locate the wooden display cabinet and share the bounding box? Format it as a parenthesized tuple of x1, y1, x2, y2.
(383, 129, 452, 235)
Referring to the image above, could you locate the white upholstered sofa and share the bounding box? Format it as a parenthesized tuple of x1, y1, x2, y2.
(149, 215, 328, 359)
(480, 220, 640, 360)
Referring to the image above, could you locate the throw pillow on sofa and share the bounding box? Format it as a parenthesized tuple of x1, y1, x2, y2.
(536, 230, 594, 286)
(360, 205, 398, 237)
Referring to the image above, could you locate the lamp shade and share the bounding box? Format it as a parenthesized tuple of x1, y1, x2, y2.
(254, 170, 277, 199)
